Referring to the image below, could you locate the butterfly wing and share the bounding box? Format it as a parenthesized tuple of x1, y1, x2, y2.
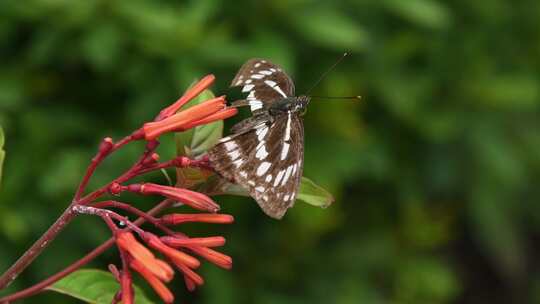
(208, 112, 304, 219)
(230, 58, 295, 113)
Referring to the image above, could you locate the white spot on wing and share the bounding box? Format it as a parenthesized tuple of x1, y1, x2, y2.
(264, 80, 277, 87)
(248, 180, 256, 186)
(242, 84, 254, 92)
(256, 144, 269, 160)
(240, 171, 248, 178)
(255, 63, 261, 68)
(281, 143, 290, 160)
(257, 162, 271, 176)
(255, 186, 265, 192)
(251, 74, 264, 79)
(274, 86, 287, 97)
(229, 150, 241, 160)
(224, 141, 237, 151)
(256, 126, 268, 140)
(265, 174, 272, 182)
(274, 169, 285, 187)
(284, 113, 292, 141)
(260, 70, 272, 75)
(233, 159, 243, 168)
(249, 100, 263, 111)
(281, 165, 294, 186)
(284, 194, 290, 201)
(245, 79, 252, 84)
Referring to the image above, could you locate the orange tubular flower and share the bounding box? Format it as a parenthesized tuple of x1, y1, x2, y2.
(130, 259, 174, 304)
(116, 232, 174, 282)
(175, 262, 204, 288)
(188, 246, 232, 270)
(160, 213, 234, 225)
(139, 183, 220, 212)
(179, 107, 238, 131)
(144, 233, 200, 269)
(143, 96, 228, 140)
(161, 236, 226, 248)
(156, 74, 216, 120)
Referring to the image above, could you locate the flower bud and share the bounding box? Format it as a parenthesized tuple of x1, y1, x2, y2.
(139, 183, 220, 212)
(116, 232, 174, 282)
(144, 233, 200, 269)
(161, 213, 234, 225)
(130, 259, 174, 304)
(188, 246, 232, 270)
(157, 74, 215, 120)
(161, 236, 226, 248)
(143, 96, 227, 140)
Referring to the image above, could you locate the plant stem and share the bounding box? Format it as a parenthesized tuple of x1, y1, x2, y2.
(0, 205, 77, 290)
(0, 199, 173, 303)
(0, 136, 157, 292)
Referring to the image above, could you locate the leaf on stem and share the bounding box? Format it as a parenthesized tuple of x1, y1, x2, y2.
(47, 269, 154, 304)
(199, 176, 334, 208)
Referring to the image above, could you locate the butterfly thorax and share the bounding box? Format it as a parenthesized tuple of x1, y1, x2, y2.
(268, 95, 310, 116)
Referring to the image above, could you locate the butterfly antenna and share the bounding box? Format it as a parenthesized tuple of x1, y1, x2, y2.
(305, 52, 349, 95)
(311, 95, 362, 101)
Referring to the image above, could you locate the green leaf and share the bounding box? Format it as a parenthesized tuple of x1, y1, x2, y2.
(297, 177, 334, 208)
(0, 126, 4, 189)
(47, 269, 155, 304)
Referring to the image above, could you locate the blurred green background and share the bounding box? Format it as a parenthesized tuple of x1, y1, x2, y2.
(1, 0, 540, 303)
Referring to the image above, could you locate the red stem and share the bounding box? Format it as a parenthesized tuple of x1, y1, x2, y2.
(74, 135, 134, 201)
(92, 201, 175, 235)
(0, 137, 160, 291)
(0, 200, 174, 303)
(0, 205, 77, 290)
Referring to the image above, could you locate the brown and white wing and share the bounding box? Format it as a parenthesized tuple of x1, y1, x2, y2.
(208, 112, 303, 219)
(230, 58, 295, 113)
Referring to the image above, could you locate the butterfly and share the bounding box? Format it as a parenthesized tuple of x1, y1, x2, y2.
(208, 59, 310, 219)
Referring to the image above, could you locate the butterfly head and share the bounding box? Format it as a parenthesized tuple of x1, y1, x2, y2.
(268, 95, 310, 116)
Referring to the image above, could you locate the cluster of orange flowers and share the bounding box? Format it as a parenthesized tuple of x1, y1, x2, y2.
(110, 75, 237, 303)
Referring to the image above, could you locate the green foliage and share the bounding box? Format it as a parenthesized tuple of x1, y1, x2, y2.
(47, 269, 154, 304)
(0, 126, 4, 190)
(0, 0, 539, 303)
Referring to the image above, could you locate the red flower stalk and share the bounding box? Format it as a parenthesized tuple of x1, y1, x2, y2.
(143, 233, 200, 269)
(116, 232, 174, 282)
(161, 213, 234, 225)
(161, 236, 226, 248)
(143, 96, 229, 140)
(156, 74, 216, 121)
(138, 183, 220, 212)
(130, 259, 174, 304)
(120, 270, 134, 304)
(188, 246, 232, 270)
